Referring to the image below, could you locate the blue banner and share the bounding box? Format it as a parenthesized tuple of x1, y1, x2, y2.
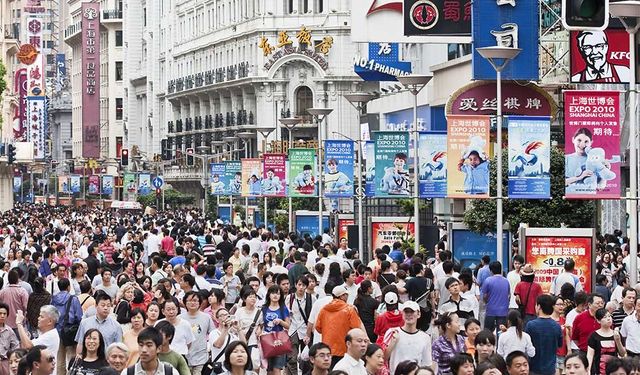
(138, 173, 151, 195)
(507, 116, 551, 199)
(324, 140, 354, 198)
(56, 54, 66, 90)
(210, 163, 226, 195)
(354, 42, 412, 81)
(296, 214, 330, 238)
(365, 141, 375, 197)
(13, 176, 21, 193)
(224, 161, 242, 196)
(451, 229, 510, 272)
(472, 0, 539, 80)
(102, 175, 114, 195)
(374, 131, 411, 197)
(217, 205, 232, 224)
(418, 132, 447, 198)
(70, 175, 81, 193)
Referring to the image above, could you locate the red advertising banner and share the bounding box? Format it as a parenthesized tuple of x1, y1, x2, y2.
(25, 17, 45, 96)
(371, 220, 415, 252)
(13, 69, 28, 141)
(570, 29, 631, 84)
(337, 218, 354, 242)
(262, 154, 286, 197)
(525, 236, 592, 293)
(81, 2, 101, 158)
(564, 91, 621, 199)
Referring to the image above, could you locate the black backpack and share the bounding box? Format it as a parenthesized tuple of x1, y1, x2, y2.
(127, 363, 173, 375)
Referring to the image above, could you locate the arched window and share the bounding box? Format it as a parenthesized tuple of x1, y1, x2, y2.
(295, 86, 313, 121)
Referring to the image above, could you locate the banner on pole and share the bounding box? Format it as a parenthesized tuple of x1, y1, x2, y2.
(241, 159, 263, 197)
(262, 154, 286, 197)
(507, 116, 551, 199)
(365, 141, 375, 197)
(88, 175, 100, 194)
(224, 161, 242, 196)
(13, 176, 22, 193)
(446, 115, 490, 198)
(373, 131, 411, 197)
(418, 132, 447, 198)
(58, 175, 69, 193)
(102, 175, 114, 195)
(70, 175, 81, 193)
(324, 140, 354, 198)
(210, 163, 226, 195)
(288, 149, 317, 197)
(564, 90, 621, 199)
(138, 173, 151, 195)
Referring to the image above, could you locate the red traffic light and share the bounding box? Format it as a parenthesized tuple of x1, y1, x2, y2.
(186, 148, 194, 155)
(156, 188, 162, 195)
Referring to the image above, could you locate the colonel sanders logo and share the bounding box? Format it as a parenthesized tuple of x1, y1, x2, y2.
(410, 0, 439, 30)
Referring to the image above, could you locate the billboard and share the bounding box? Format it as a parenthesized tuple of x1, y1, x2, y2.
(418, 132, 447, 198)
(56, 53, 66, 91)
(446, 115, 490, 198)
(210, 163, 226, 195)
(217, 204, 232, 224)
(69, 175, 81, 193)
(27, 96, 47, 159)
(336, 215, 355, 242)
(25, 17, 45, 96)
(403, 0, 472, 37)
(564, 91, 621, 199)
(225, 161, 242, 195)
(370, 217, 416, 253)
(58, 175, 69, 193)
(354, 42, 412, 81)
(449, 223, 510, 271)
(570, 29, 630, 84)
(88, 175, 100, 194)
(507, 116, 551, 199)
(324, 140, 355, 198)
(81, 2, 101, 158)
(138, 173, 151, 195)
(13, 176, 22, 193)
(373, 131, 411, 197)
(102, 175, 114, 195)
(288, 149, 317, 197)
(295, 211, 330, 238)
(262, 154, 286, 197)
(241, 159, 263, 197)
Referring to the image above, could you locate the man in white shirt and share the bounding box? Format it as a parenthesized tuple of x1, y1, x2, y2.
(550, 259, 583, 295)
(270, 254, 289, 276)
(332, 328, 368, 375)
(306, 282, 335, 345)
(335, 238, 350, 259)
(16, 306, 61, 367)
(343, 269, 359, 305)
(247, 230, 262, 259)
(321, 229, 333, 246)
(507, 256, 524, 309)
(564, 291, 588, 352)
(384, 301, 433, 374)
(620, 296, 640, 356)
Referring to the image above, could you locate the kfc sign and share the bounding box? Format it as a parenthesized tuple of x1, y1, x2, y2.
(570, 29, 631, 84)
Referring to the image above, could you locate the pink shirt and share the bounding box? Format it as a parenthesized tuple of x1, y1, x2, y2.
(0, 285, 29, 328)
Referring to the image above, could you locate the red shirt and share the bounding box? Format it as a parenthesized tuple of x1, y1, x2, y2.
(571, 310, 600, 351)
(161, 236, 175, 256)
(514, 281, 543, 315)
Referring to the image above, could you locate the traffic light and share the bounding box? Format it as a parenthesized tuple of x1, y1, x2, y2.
(121, 148, 129, 166)
(561, 0, 608, 30)
(186, 148, 194, 166)
(156, 188, 162, 197)
(7, 144, 16, 165)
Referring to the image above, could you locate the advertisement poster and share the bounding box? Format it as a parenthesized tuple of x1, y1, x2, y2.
(123, 173, 137, 193)
(365, 141, 375, 197)
(138, 173, 151, 195)
(324, 140, 354, 198)
(373, 131, 411, 197)
(224, 161, 242, 196)
(337, 217, 355, 242)
(450, 226, 510, 272)
(58, 175, 69, 193)
(570, 29, 630, 84)
(262, 154, 286, 197)
(296, 214, 330, 238)
(525, 236, 593, 293)
(81, 2, 101, 158)
(217, 205, 232, 224)
(88, 175, 100, 194)
(210, 163, 226, 195)
(13, 69, 27, 141)
(564, 91, 621, 199)
(288, 149, 317, 197)
(25, 17, 45, 96)
(418, 132, 447, 198)
(507, 116, 551, 199)
(446, 115, 491, 198)
(69, 175, 81, 193)
(241, 159, 263, 197)
(102, 175, 114, 195)
(371, 220, 415, 252)
(27, 96, 47, 159)
(13, 176, 22, 193)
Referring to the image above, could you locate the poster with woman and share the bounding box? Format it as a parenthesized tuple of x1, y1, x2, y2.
(373, 131, 410, 197)
(241, 159, 263, 197)
(446, 115, 491, 198)
(88, 175, 100, 194)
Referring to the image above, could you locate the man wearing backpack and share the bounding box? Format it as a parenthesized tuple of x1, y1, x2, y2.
(123, 326, 179, 375)
(401, 263, 435, 331)
(286, 275, 315, 375)
(550, 259, 583, 295)
(51, 278, 83, 375)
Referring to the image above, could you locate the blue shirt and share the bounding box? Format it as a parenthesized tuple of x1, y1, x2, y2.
(477, 265, 491, 290)
(482, 275, 510, 317)
(525, 318, 563, 375)
(389, 249, 405, 263)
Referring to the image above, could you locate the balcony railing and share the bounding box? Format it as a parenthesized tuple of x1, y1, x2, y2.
(3, 24, 19, 40)
(64, 21, 82, 40)
(166, 62, 251, 93)
(102, 9, 123, 20)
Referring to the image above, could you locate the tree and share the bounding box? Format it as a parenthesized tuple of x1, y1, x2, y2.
(463, 147, 596, 233)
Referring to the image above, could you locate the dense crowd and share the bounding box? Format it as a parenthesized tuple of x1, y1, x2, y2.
(0, 204, 639, 375)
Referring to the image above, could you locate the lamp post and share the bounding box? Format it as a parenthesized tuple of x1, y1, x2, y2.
(397, 75, 433, 256)
(255, 126, 277, 230)
(212, 140, 225, 217)
(238, 131, 255, 225)
(308, 108, 334, 238)
(344, 93, 376, 259)
(196, 145, 212, 218)
(610, 0, 640, 284)
(223, 136, 238, 220)
(279, 117, 303, 232)
(476, 46, 522, 265)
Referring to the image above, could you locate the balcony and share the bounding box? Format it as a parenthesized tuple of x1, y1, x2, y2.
(64, 21, 82, 43)
(102, 9, 123, 22)
(3, 24, 19, 40)
(166, 62, 251, 93)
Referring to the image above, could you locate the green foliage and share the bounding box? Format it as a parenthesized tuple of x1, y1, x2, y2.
(396, 198, 431, 216)
(272, 213, 289, 232)
(137, 188, 195, 208)
(463, 147, 596, 233)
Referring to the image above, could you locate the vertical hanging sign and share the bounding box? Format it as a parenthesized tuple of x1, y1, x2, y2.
(373, 131, 411, 197)
(507, 116, 551, 199)
(288, 149, 317, 197)
(324, 140, 355, 198)
(418, 132, 448, 198)
(82, 2, 101, 158)
(210, 163, 226, 195)
(446, 115, 491, 198)
(262, 154, 287, 197)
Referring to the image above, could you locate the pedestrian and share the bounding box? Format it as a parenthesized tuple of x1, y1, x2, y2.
(67, 329, 108, 374)
(307, 342, 332, 375)
(50, 277, 83, 375)
(570, 293, 604, 355)
(620, 294, 640, 357)
(497, 310, 535, 359)
(0, 302, 19, 374)
(505, 351, 530, 375)
(155, 320, 191, 375)
(332, 328, 369, 375)
(586, 308, 626, 375)
(482, 261, 510, 332)
(0, 270, 29, 330)
(564, 352, 589, 375)
(525, 295, 563, 375)
(74, 291, 123, 357)
(15, 306, 60, 364)
(180, 291, 215, 375)
(384, 301, 433, 375)
(363, 343, 385, 375)
(260, 285, 290, 375)
(123, 326, 179, 375)
(431, 311, 465, 375)
(16, 345, 56, 375)
(550, 259, 583, 296)
(611, 287, 635, 328)
(514, 264, 543, 324)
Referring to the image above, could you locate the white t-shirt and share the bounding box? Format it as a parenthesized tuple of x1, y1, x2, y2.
(156, 318, 195, 355)
(33, 329, 60, 365)
(308, 295, 332, 344)
(208, 329, 240, 364)
(506, 270, 521, 309)
(565, 308, 580, 350)
(384, 327, 433, 375)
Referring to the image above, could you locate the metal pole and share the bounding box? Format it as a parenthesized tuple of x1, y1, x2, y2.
(629, 29, 638, 284)
(203, 157, 207, 218)
(357, 109, 364, 258)
(413, 91, 420, 255)
(496, 69, 504, 264)
(30, 168, 34, 203)
(288, 129, 293, 233)
(264, 197, 268, 230)
(317, 117, 323, 237)
(245, 142, 249, 225)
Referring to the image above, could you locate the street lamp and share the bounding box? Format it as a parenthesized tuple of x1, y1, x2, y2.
(279, 117, 303, 232)
(610, 0, 640, 284)
(476, 46, 521, 266)
(397, 74, 433, 256)
(308, 108, 334, 238)
(238, 131, 254, 225)
(254, 126, 277, 230)
(197, 145, 212, 217)
(344, 93, 376, 260)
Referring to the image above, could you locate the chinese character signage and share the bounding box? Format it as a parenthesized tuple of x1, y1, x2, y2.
(403, 0, 471, 37)
(224, 161, 242, 195)
(365, 141, 376, 197)
(25, 17, 45, 96)
(102, 175, 114, 195)
(570, 29, 630, 84)
(288, 149, 317, 197)
(13, 69, 28, 141)
(210, 163, 226, 195)
(373, 131, 411, 197)
(354, 43, 412, 81)
(56, 54, 66, 91)
(451, 225, 511, 272)
(262, 154, 286, 197)
(324, 140, 355, 198)
(241, 159, 263, 197)
(263, 27, 332, 71)
(337, 216, 355, 242)
(472, 0, 539, 80)
(138, 174, 151, 195)
(371, 218, 416, 253)
(564, 91, 621, 199)
(446, 115, 490, 198)
(27, 96, 47, 159)
(507, 116, 551, 199)
(88, 175, 100, 194)
(418, 132, 447, 198)
(70, 175, 81, 193)
(24, 0, 46, 13)
(81, 2, 101, 158)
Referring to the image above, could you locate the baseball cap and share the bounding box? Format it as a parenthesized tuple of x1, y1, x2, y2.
(401, 301, 420, 312)
(384, 292, 399, 305)
(332, 285, 349, 298)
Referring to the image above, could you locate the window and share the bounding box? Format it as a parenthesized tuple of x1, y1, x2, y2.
(115, 61, 123, 81)
(115, 30, 123, 46)
(143, 7, 147, 26)
(116, 98, 123, 120)
(316, 0, 323, 13)
(295, 86, 313, 121)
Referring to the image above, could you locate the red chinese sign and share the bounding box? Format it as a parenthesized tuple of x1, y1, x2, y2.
(82, 2, 101, 158)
